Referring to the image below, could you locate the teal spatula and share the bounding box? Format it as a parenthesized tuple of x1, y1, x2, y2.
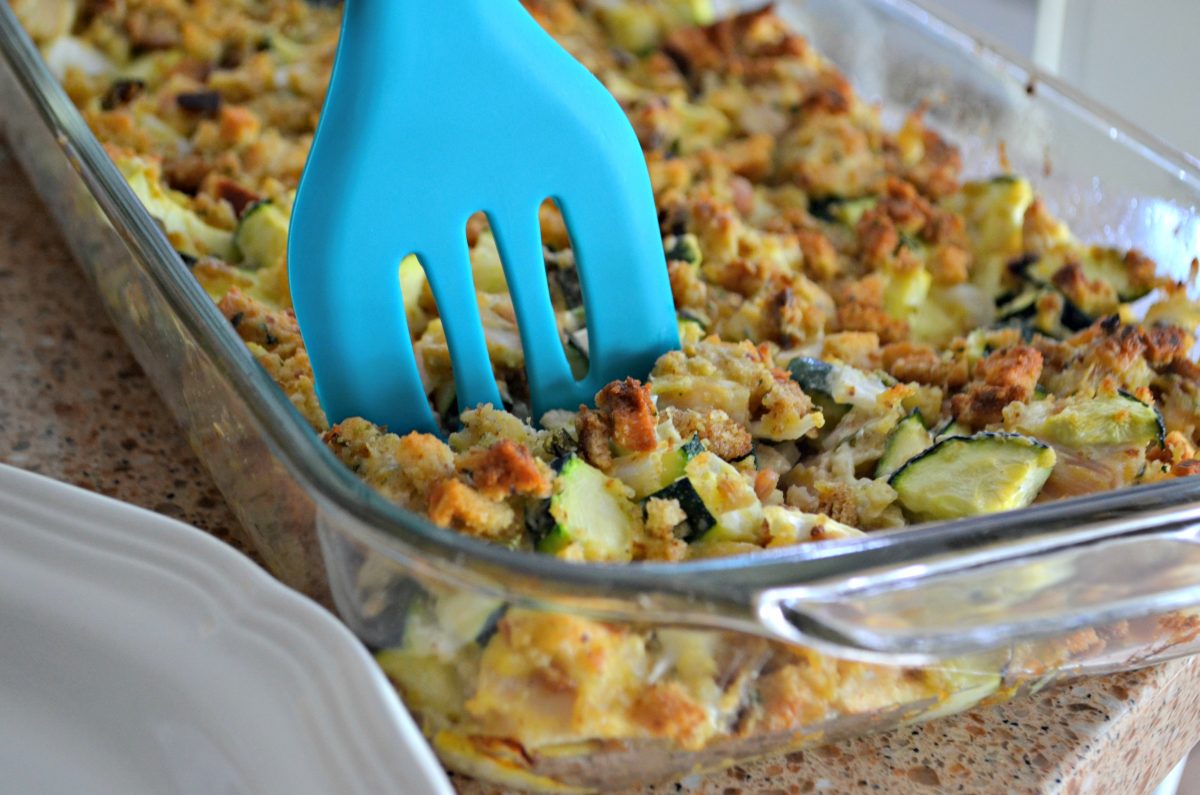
(288, 1, 679, 435)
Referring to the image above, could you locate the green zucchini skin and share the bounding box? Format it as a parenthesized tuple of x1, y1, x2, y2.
(525, 498, 557, 546)
(1121, 391, 1166, 448)
(646, 477, 716, 541)
(1059, 301, 1095, 332)
(995, 287, 1040, 322)
(731, 442, 759, 468)
(678, 310, 708, 332)
(1024, 246, 1153, 304)
(1126, 392, 1168, 448)
(665, 233, 703, 265)
(564, 328, 589, 379)
(1040, 392, 1165, 450)
(875, 410, 932, 479)
(535, 456, 637, 561)
(536, 525, 573, 555)
(786, 357, 885, 428)
(995, 285, 1093, 335)
(933, 418, 970, 441)
(610, 434, 706, 500)
(553, 266, 583, 309)
(889, 432, 1056, 521)
(787, 357, 834, 396)
(681, 434, 706, 459)
(787, 358, 838, 437)
(474, 605, 508, 646)
(1002, 244, 1153, 337)
(394, 592, 508, 654)
(806, 195, 843, 223)
(644, 449, 764, 544)
(233, 199, 288, 270)
(808, 195, 877, 226)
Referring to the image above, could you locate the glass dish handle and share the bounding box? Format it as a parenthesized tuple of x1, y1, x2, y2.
(754, 518, 1200, 666)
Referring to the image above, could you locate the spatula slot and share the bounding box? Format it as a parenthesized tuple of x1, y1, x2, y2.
(481, 203, 587, 424)
(538, 199, 589, 382)
(396, 253, 464, 430)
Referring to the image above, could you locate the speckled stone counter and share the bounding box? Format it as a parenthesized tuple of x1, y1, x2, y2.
(1, 144, 1197, 795)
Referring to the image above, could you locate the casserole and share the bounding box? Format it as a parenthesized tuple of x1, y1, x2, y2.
(4, 0, 1200, 790)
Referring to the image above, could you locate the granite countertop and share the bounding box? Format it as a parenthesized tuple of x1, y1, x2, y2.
(1, 145, 1197, 795)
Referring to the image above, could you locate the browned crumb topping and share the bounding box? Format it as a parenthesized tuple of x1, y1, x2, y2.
(426, 478, 516, 540)
(952, 346, 1044, 428)
(458, 440, 552, 501)
(666, 407, 753, 461)
(595, 378, 659, 453)
(575, 406, 614, 471)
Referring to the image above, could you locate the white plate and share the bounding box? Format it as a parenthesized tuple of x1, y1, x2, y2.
(0, 464, 453, 795)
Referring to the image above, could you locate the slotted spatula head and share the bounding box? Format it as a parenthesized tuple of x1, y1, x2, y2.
(288, 0, 679, 435)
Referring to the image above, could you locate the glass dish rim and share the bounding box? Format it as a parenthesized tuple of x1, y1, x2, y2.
(3, 0, 1200, 601)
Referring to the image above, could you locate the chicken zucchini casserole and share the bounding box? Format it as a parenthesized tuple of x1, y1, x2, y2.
(19, 0, 1200, 789)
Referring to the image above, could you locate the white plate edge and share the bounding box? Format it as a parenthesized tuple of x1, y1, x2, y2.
(0, 463, 454, 795)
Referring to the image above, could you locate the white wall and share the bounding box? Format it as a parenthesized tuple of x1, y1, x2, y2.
(922, 0, 1200, 159)
(1054, 0, 1200, 158)
(923, 0, 1040, 57)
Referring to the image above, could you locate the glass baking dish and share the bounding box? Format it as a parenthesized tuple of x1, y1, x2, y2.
(4, 0, 1200, 789)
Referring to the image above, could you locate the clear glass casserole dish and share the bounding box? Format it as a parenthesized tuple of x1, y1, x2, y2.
(4, 0, 1200, 790)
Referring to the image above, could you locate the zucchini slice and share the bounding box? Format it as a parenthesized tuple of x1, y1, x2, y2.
(678, 309, 708, 331)
(611, 435, 704, 499)
(552, 264, 583, 308)
(995, 287, 1041, 322)
(1040, 393, 1165, 449)
(525, 497, 557, 546)
(664, 233, 703, 265)
(808, 195, 877, 226)
(787, 357, 834, 394)
(648, 477, 715, 541)
(1084, 247, 1153, 302)
(648, 451, 764, 544)
(883, 264, 932, 319)
(1059, 298, 1095, 332)
(683, 452, 764, 543)
(538, 456, 637, 562)
(1145, 291, 1200, 333)
(431, 593, 507, 649)
(390, 591, 506, 655)
(682, 434, 705, 458)
(889, 433, 1056, 521)
(787, 357, 847, 430)
(1027, 246, 1152, 303)
(234, 200, 289, 270)
(763, 505, 864, 546)
(875, 410, 932, 479)
(933, 418, 970, 441)
(787, 357, 888, 410)
(996, 285, 1093, 336)
(564, 327, 590, 380)
(565, 327, 589, 359)
(117, 154, 236, 261)
(1011, 250, 1138, 332)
